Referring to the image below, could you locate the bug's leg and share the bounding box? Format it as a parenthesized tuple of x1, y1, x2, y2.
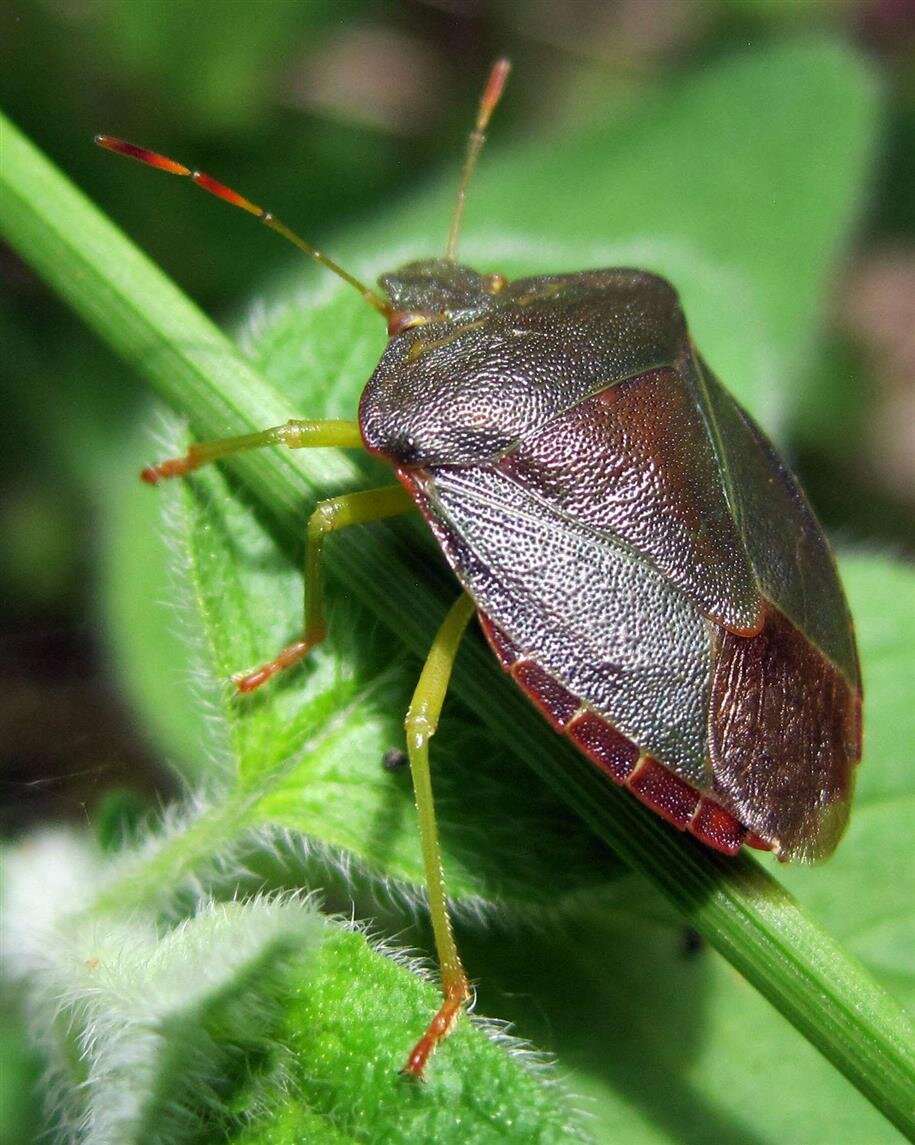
(140, 418, 364, 483)
(234, 484, 415, 692)
(401, 592, 477, 1079)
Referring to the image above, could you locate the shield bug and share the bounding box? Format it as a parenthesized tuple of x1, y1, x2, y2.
(97, 56, 862, 1077)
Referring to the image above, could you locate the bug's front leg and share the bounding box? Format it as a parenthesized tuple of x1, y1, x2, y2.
(401, 592, 477, 1079)
(140, 418, 364, 483)
(234, 484, 415, 692)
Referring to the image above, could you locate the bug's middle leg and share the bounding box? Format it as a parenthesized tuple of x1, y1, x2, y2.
(234, 484, 415, 692)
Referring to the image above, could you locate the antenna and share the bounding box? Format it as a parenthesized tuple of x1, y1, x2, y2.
(444, 57, 511, 262)
(94, 136, 390, 317)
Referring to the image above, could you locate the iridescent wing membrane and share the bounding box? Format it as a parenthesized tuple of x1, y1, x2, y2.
(388, 271, 861, 861)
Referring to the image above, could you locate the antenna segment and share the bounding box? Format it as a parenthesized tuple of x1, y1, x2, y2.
(444, 57, 511, 262)
(94, 135, 390, 317)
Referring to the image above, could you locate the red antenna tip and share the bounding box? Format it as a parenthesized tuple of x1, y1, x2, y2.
(94, 135, 191, 176)
(479, 58, 511, 129)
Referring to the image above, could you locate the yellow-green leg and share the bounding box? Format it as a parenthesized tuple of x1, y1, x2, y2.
(141, 418, 365, 483)
(401, 592, 477, 1079)
(140, 417, 415, 690)
(233, 484, 415, 691)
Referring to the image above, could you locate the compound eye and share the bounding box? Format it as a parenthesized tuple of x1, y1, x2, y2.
(390, 430, 421, 465)
(387, 311, 430, 337)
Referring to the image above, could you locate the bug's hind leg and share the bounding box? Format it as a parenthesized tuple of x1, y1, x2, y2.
(400, 592, 477, 1079)
(234, 484, 415, 692)
(141, 418, 364, 483)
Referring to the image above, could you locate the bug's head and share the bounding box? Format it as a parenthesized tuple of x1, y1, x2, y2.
(381, 259, 505, 335)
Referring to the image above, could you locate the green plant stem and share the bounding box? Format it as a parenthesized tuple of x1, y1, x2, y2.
(2, 112, 912, 1136)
